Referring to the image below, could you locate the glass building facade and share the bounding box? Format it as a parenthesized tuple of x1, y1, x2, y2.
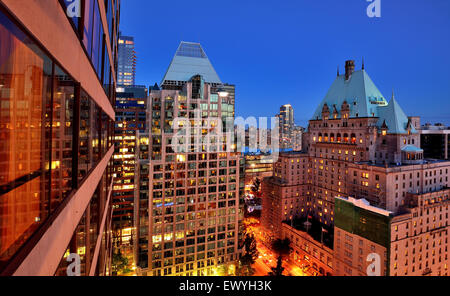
(117, 34, 136, 86)
(0, 0, 120, 276)
(111, 85, 148, 273)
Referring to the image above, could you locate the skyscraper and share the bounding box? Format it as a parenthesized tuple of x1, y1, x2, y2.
(112, 85, 148, 271)
(139, 42, 244, 276)
(277, 104, 295, 149)
(0, 0, 120, 276)
(118, 33, 136, 86)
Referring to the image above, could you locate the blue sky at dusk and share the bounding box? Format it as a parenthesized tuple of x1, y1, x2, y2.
(120, 0, 450, 127)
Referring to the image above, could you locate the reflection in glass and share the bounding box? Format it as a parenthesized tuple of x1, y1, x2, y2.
(51, 66, 74, 211)
(78, 91, 92, 182)
(0, 11, 52, 266)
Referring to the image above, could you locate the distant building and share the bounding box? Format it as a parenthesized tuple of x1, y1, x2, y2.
(261, 151, 309, 239)
(134, 132, 150, 271)
(292, 126, 304, 151)
(420, 123, 450, 160)
(113, 86, 148, 249)
(244, 126, 272, 152)
(244, 152, 274, 189)
(277, 104, 295, 149)
(118, 34, 137, 86)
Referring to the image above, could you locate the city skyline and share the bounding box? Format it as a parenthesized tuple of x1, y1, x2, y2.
(120, 0, 450, 126)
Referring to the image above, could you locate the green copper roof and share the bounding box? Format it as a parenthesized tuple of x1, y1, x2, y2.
(161, 42, 222, 84)
(402, 145, 423, 152)
(312, 70, 387, 120)
(377, 96, 417, 134)
(312, 69, 417, 134)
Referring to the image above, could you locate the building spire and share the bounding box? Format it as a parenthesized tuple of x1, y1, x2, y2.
(362, 57, 365, 70)
(337, 66, 340, 77)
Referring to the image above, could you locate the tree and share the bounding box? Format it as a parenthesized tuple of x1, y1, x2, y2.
(268, 238, 292, 276)
(112, 250, 131, 276)
(243, 233, 259, 263)
(236, 233, 259, 276)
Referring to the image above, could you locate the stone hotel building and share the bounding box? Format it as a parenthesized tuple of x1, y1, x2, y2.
(262, 60, 450, 276)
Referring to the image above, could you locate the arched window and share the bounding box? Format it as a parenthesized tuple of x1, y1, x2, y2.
(344, 133, 349, 143)
(324, 133, 329, 142)
(318, 133, 323, 142)
(337, 133, 342, 143)
(351, 133, 356, 144)
(330, 133, 335, 142)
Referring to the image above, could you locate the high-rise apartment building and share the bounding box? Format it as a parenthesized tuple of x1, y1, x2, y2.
(277, 104, 295, 149)
(118, 33, 136, 86)
(139, 42, 244, 276)
(262, 60, 450, 276)
(112, 86, 147, 252)
(0, 0, 120, 276)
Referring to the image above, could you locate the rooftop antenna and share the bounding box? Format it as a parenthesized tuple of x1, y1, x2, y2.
(337, 66, 340, 77)
(362, 57, 365, 70)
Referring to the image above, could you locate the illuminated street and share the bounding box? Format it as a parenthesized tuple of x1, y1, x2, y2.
(244, 218, 312, 277)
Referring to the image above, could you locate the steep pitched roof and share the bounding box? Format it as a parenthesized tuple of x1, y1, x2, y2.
(377, 95, 417, 134)
(161, 42, 222, 84)
(312, 67, 417, 135)
(311, 70, 388, 120)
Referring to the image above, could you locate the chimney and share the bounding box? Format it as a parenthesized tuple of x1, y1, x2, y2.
(345, 60, 355, 80)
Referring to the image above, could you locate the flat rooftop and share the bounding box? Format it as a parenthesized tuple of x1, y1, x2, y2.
(354, 158, 450, 168)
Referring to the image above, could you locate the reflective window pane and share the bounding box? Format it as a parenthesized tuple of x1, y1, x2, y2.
(51, 66, 75, 210)
(78, 91, 92, 182)
(0, 11, 52, 266)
